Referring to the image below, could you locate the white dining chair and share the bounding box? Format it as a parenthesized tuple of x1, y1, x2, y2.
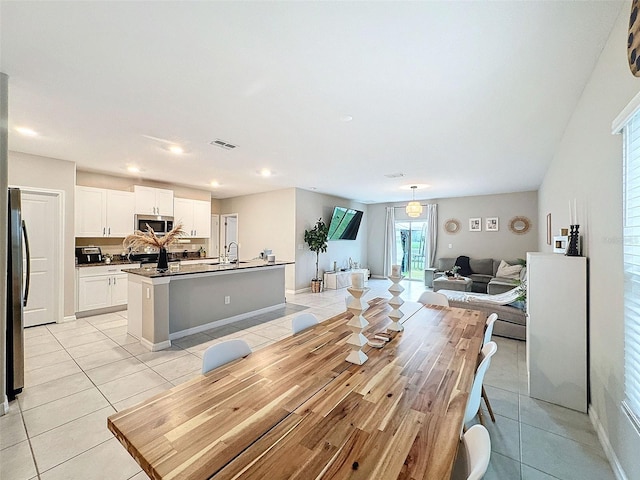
(451, 424, 492, 480)
(418, 290, 450, 307)
(202, 338, 252, 374)
(481, 313, 498, 422)
(483, 313, 498, 346)
(464, 341, 498, 427)
(292, 313, 319, 334)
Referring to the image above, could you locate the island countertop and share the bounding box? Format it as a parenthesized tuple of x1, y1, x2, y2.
(122, 259, 294, 278)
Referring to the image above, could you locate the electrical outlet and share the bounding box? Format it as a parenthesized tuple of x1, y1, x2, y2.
(448, 244, 452, 249)
(224, 295, 230, 305)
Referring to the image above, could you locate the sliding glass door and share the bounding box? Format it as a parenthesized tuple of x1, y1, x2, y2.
(394, 221, 427, 280)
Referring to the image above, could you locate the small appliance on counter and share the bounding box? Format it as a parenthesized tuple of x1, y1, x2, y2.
(75, 246, 103, 264)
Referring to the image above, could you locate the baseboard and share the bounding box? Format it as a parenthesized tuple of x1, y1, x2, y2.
(292, 287, 311, 294)
(370, 275, 386, 279)
(168, 302, 287, 341)
(589, 406, 628, 480)
(0, 395, 9, 416)
(140, 337, 172, 352)
(62, 314, 77, 323)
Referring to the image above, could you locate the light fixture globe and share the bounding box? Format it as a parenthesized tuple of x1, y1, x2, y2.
(406, 186, 423, 218)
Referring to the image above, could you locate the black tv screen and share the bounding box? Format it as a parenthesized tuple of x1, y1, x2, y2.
(327, 207, 363, 240)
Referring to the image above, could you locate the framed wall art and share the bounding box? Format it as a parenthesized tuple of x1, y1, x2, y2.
(486, 217, 499, 231)
(469, 218, 481, 232)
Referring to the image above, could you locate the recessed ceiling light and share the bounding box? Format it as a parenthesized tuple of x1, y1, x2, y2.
(169, 145, 184, 154)
(127, 166, 140, 173)
(259, 168, 272, 177)
(210, 180, 220, 188)
(340, 115, 353, 122)
(401, 183, 430, 190)
(16, 127, 38, 136)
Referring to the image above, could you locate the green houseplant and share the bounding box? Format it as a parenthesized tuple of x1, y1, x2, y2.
(304, 217, 329, 293)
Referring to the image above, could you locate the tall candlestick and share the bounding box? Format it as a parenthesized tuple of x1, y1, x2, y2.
(569, 201, 573, 224)
(574, 198, 578, 225)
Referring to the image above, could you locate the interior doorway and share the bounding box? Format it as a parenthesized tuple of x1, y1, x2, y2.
(220, 213, 238, 260)
(394, 220, 427, 281)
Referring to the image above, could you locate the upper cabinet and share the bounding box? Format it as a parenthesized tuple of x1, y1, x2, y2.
(173, 197, 211, 238)
(134, 185, 174, 216)
(75, 186, 135, 237)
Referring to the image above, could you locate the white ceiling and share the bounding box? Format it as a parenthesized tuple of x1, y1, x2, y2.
(0, 1, 624, 203)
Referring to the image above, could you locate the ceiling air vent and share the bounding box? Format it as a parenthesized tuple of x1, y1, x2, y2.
(384, 172, 405, 178)
(210, 139, 238, 150)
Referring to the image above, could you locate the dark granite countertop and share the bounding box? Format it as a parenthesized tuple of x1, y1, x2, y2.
(123, 259, 294, 278)
(76, 256, 219, 268)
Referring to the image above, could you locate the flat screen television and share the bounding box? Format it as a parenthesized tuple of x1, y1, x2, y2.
(327, 207, 363, 240)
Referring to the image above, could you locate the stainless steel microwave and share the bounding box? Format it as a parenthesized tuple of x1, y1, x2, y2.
(135, 215, 174, 235)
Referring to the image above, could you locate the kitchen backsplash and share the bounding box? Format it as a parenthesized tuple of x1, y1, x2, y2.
(75, 237, 210, 257)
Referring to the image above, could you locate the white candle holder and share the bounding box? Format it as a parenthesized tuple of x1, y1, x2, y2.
(345, 286, 370, 365)
(387, 275, 405, 331)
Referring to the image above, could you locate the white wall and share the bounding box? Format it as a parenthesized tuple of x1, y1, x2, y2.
(538, 4, 640, 477)
(366, 191, 538, 277)
(219, 189, 297, 291)
(295, 189, 367, 292)
(8, 151, 76, 320)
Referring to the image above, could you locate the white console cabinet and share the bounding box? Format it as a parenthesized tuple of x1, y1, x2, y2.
(324, 269, 370, 290)
(526, 253, 587, 412)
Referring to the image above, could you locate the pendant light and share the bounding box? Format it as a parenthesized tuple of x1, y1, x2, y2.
(406, 185, 422, 218)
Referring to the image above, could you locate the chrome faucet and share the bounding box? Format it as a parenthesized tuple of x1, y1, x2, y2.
(227, 241, 239, 266)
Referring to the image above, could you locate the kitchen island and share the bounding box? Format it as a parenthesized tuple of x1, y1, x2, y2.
(124, 260, 293, 351)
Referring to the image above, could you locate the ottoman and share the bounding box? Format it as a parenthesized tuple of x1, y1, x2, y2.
(433, 276, 473, 292)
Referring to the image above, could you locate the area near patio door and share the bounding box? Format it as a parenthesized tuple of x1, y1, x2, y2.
(395, 220, 426, 281)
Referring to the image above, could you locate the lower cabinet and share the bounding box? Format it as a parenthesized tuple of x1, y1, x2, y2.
(77, 265, 138, 313)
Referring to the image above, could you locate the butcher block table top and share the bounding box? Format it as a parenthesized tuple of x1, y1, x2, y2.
(107, 298, 486, 480)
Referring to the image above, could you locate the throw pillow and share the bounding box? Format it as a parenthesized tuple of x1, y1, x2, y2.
(496, 260, 522, 279)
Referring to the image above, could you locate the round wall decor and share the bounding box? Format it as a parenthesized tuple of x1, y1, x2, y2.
(444, 218, 461, 234)
(629, 0, 640, 76)
(509, 216, 531, 235)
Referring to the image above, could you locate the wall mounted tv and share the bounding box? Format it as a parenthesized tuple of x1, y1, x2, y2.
(327, 207, 364, 240)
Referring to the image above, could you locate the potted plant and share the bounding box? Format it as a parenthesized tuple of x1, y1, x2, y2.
(304, 217, 329, 293)
(123, 223, 185, 272)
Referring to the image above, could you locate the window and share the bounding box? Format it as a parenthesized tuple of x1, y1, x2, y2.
(622, 108, 640, 430)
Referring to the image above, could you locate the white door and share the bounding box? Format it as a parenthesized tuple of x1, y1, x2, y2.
(209, 214, 220, 258)
(21, 191, 61, 326)
(220, 214, 238, 260)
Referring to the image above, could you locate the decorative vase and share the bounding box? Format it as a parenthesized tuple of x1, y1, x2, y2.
(157, 247, 169, 272)
(565, 225, 580, 257)
(311, 279, 323, 293)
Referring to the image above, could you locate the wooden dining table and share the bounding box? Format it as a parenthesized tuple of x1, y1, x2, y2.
(107, 298, 486, 480)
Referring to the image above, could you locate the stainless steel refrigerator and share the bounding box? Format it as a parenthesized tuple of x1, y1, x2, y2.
(6, 187, 30, 399)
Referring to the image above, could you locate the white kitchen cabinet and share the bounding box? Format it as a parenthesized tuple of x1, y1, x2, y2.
(134, 185, 174, 216)
(526, 253, 587, 412)
(75, 186, 134, 237)
(173, 197, 211, 237)
(77, 264, 138, 313)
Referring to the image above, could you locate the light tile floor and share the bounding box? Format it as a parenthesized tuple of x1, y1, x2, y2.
(1, 279, 614, 479)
